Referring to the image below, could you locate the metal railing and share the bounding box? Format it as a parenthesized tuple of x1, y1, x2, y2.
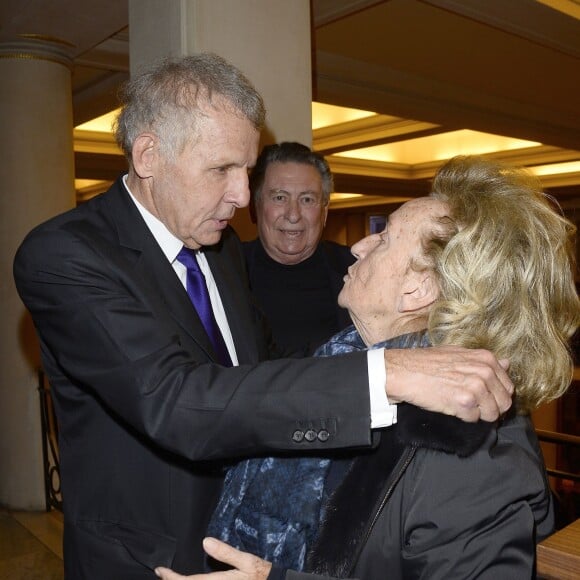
(536, 429, 580, 483)
(38, 369, 62, 512)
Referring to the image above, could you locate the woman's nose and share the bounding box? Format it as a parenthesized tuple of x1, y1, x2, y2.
(351, 234, 380, 259)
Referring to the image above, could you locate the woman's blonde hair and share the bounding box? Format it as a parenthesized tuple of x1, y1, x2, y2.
(426, 156, 580, 413)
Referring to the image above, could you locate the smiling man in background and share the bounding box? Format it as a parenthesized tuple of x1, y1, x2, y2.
(244, 142, 355, 354)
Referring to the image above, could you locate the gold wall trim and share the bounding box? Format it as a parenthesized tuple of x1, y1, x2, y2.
(18, 33, 76, 48)
(0, 40, 73, 68)
(0, 52, 72, 68)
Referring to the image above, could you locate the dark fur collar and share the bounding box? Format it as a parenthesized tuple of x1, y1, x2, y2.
(396, 403, 495, 458)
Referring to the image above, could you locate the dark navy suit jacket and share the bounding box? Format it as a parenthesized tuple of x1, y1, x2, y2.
(13, 176, 372, 579)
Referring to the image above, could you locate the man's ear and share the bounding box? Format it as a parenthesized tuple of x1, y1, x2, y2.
(399, 271, 439, 313)
(131, 133, 158, 178)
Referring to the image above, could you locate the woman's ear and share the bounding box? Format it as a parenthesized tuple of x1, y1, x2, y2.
(399, 271, 439, 313)
(131, 133, 158, 178)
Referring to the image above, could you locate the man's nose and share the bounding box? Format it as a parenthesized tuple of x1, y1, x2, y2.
(228, 171, 251, 208)
(283, 198, 301, 222)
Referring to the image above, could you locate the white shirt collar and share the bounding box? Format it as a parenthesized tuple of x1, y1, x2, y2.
(122, 175, 183, 263)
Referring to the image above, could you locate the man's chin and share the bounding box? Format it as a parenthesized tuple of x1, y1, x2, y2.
(203, 230, 226, 247)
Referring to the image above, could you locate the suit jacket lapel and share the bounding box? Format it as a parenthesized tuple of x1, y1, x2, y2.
(102, 179, 218, 360)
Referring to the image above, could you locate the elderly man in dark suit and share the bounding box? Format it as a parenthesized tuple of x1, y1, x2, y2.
(13, 53, 512, 579)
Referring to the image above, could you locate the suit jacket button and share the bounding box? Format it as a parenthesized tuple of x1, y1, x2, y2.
(305, 429, 317, 442)
(318, 429, 330, 442)
(292, 429, 304, 442)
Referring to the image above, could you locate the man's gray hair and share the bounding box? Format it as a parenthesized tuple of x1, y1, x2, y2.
(114, 53, 266, 161)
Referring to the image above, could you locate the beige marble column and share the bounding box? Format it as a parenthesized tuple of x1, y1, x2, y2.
(0, 38, 75, 508)
(129, 0, 312, 144)
(129, 0, 313, 235)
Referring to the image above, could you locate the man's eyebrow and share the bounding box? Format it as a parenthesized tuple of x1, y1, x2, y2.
(212, 162, 237, 169)
(269, 188, 320, 195)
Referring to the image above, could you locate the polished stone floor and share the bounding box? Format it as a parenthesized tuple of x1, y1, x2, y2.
(0, 507, 63, 579)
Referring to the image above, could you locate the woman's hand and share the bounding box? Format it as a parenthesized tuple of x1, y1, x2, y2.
(155, 538, 272, 580)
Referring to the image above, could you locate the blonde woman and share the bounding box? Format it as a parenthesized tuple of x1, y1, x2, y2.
(156, 156, 580, 580)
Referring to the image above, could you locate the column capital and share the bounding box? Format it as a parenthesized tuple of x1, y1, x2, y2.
(0, 36, 74, 68)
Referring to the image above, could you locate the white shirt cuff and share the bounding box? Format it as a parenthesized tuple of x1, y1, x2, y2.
(367, 348, 397, 428)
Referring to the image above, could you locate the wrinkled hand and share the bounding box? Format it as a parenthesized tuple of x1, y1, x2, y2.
(155, 538, 272, 580)
(385, 346, 513, 422)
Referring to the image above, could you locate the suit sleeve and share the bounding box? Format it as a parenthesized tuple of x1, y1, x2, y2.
(13, 226, 373, 461)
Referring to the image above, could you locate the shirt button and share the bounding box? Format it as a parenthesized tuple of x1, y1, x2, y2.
(305, 429, 317, 442)
(318, 429, 330, 442)
(292, 429, 304, 442)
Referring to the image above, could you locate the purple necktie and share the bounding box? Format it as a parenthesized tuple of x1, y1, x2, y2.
(176, 247, 232, 366)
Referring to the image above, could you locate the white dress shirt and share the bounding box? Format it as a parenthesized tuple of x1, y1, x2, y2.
(122, 177, 396, 427)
